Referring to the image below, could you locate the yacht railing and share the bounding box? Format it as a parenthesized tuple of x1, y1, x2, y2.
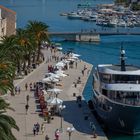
(102, 80, 140, 84)
(105, 95, 140, 106)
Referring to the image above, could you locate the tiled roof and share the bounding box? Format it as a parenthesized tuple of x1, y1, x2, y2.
(0, 5, 16, 15)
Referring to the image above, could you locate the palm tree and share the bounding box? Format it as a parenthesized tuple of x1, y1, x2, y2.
(0, 36, 24, 75)
(26, 20, 50, 62)
(15, 28, 35, 72)
(0, 98, 19, 140)
(0, 43, 16, 95)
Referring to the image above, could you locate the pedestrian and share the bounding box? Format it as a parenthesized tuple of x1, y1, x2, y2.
(18, 86, 21, 94)
(74, 82, 77, 88)
(15, 86, 18, 94)
(36, 122, 40, 135)
(75, 61, 77, 68)
(29, 82, 32, 91)
(90, 123, 97, 138)
(33, 124, 36, 136)
(25, 104, 29, 114)
(55, 129, 59, 140)
(25, 83, 28, 90)
(26, 95, 29, 104)
(41, 123, 45, 134)
(45, 135, 49, 140)
(82, 70, 84, 76)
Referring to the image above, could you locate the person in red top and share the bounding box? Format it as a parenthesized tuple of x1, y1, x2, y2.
(55, 129, 59, 140)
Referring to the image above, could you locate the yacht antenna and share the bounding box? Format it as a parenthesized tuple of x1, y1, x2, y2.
(120, 43, 126, 71)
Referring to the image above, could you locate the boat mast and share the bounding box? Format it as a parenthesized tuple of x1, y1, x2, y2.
(120, 44, 126, 71)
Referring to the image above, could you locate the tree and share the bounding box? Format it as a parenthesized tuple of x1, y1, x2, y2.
(0, 36, 24, 76)
(15, 28, 35, 71)
(26, 20, 50, 62)
(0, 98, 19, 140)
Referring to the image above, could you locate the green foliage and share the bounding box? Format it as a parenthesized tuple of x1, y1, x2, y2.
(0, 20, 50, 140)
(0, 98, 19, 140)
(131, 3, 140, 11)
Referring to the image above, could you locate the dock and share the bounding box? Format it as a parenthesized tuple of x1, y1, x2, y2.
(5, 47, 108, 140)
(49, 31, 140, 42)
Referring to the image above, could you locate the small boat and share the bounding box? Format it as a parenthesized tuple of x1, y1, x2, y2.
(60, 13, 68, 16)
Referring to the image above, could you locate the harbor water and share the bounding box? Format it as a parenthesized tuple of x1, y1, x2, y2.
(1, 0, 140, 139)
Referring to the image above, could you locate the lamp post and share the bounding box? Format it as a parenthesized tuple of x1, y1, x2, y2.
(59, 104, 66, 132)
(67, 127, 75, 140)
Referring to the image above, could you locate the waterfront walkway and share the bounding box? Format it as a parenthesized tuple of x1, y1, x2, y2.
(5, 48, 108, 140)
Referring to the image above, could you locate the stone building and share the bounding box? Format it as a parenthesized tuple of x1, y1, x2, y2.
(0, 5, 16, 40)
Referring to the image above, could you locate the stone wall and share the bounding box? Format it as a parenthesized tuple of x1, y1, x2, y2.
(0, 5, 16, 36)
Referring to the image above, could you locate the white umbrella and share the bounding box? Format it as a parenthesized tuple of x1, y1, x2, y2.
(56, 47, 63, 50)
(56, 73, 67, 77)
(47, 97, 63, 105)
(67, 58, 75, 61)
(70, 56, 79, 60)
(55, 70, 65, 74)
(42, 77, 59, 83)
(56, 62, 65, 67)
(45, 73, 60, 79)
(62, 59, 69, 64)
(71, 53, 81, 57)
(47, 88, 62, 93)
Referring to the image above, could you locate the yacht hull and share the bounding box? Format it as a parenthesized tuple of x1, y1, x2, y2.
(93, 92, 140, 135)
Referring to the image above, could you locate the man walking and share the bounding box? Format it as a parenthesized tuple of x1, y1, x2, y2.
(25, 104, 29, 114)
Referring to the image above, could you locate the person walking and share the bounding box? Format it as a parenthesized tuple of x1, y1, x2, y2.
(25, 104, 29, 114)
(41, 123, 45, 134)
(33, 124, 36, 136)
(18, 86, 21, 94)
(26, 95, 29, 104)
(55, 129, 59, 140)
(15, 86, 18, 94)
(25, 83, 28, 90)
(45, 135, 49, 140)
(30, 82, 32, 91)
(36, 122, 40, 135)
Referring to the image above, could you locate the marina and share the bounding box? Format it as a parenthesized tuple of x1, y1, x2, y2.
(62, 4, 140, 28)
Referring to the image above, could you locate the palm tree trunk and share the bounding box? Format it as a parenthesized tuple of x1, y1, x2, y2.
(36, 43, 41, 62)
(17, 60, 21, 75)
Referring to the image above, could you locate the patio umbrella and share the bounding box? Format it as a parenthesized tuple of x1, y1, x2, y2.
(67, 58, 75, 61)
(71, 53, 81, 57)
(45, 73, 60, 79)
(56, 72, 67, 77)
(47, 97, 63, 105)
(56, 62, 65, 67)
(70, 56, 79, 60)
(47, 88, 62, 93)
(42, 77, 59, 83)
(55, 70, 65, 74)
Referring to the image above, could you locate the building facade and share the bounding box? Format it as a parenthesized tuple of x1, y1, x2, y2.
(0, 5, 16, 40)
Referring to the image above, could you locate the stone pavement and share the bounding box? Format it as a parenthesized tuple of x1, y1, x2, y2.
(4, 48, 108, 140)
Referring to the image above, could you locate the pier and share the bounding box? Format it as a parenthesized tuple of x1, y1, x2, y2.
(49, 31, 140, 42)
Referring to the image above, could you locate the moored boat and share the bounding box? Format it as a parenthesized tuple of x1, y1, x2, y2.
(92, 47, 140, 135)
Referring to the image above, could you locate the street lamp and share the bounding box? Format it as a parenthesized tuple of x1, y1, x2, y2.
(67, 127, 75, 140)
(59, 104, 66, 132)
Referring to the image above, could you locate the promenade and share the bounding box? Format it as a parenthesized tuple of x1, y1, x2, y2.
(5, 47, 108, 140)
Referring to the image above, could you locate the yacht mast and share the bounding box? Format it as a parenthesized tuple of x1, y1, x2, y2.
(120, 45, 126, 71)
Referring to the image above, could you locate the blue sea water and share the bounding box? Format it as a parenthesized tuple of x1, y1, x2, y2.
(0, 0, 140, 139)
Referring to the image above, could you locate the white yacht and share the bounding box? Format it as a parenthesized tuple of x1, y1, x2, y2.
(92, 47, 140, 135)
